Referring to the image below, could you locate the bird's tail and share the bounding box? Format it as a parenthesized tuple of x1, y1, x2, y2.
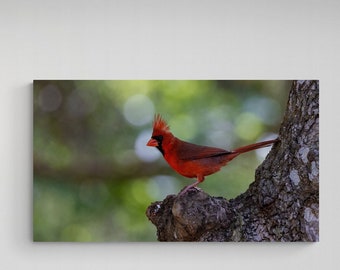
(232, 138, 279, 154)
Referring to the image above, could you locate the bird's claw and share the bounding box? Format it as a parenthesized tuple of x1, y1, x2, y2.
(178, 185, 201, 196)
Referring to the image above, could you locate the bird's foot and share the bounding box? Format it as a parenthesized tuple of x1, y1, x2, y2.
(178, 181, 201, 196)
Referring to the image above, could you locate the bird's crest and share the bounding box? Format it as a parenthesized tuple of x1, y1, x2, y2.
(153, 114, 170, 134)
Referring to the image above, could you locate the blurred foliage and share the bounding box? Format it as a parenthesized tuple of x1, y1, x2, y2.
(33, 80, 291, 241)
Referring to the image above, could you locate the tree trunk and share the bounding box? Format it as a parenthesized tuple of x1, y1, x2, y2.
(146, 80, 319, 242)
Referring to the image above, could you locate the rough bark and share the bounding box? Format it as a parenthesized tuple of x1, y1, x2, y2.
(146, 80, 319, 242)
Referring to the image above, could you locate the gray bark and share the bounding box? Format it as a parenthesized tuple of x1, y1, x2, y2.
(146, 80, 319, 242)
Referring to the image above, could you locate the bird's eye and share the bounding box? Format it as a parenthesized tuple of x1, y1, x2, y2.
(152, 135, 163, 143)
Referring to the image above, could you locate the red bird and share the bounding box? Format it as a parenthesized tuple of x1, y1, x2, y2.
(146, 114, 279, 194)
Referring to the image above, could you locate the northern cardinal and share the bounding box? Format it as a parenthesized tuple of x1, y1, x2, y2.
(146, 114, 279, 195)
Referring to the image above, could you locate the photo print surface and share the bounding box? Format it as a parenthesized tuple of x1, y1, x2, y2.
(33, 80, 319, 242)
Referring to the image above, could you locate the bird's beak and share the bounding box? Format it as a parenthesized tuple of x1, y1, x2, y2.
(146, 138, 158, 147)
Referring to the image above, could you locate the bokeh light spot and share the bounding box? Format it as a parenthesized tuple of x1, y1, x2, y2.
(131, 180, 150, 205)
(169, 114, 197, 140)
(147, 175, 178, 199)
(38, 84, 62, 112)
(234, 112, 264, 141)
(66, 89, 98, 119)
(123, 94, 154, 126)
(135, 130, 161, 162)
(243, 96, 280, 125)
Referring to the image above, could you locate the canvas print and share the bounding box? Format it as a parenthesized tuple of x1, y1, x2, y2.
(33, 80, 319, 242)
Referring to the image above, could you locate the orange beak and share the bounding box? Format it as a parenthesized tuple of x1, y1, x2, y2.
(146, 138, 158, 147)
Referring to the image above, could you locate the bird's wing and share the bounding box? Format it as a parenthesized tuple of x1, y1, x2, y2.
(176, 141, 233, 161)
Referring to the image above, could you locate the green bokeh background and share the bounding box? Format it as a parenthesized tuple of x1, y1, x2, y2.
(33, 80, 290, 241)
